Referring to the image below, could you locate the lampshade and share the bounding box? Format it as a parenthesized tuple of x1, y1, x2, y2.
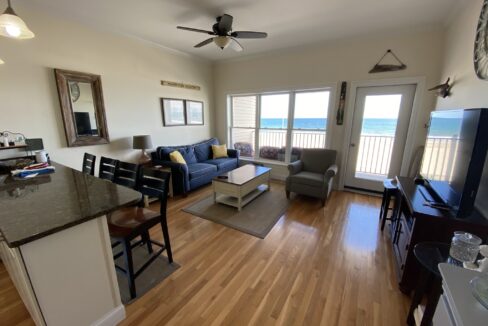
(213, 36, 230, 49)
(0, 1, 35, 39)
(133, 135, 152, 150)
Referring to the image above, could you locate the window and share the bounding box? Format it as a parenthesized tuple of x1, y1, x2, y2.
(229, 89, 330, 163)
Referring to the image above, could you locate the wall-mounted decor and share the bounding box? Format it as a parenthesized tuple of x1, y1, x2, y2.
(161, 80, 201, 91)
(54, 69, 110, 147)
(428, 78, 452, 98)
(474, 0, 488, 80)
(369, 49, 407, 73)
(186, 100, 204, 125)
(161, 98, 186, 126)
(336, 81, 347, 125)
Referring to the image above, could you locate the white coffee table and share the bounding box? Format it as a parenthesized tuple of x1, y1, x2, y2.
(212, 165, 271, 211)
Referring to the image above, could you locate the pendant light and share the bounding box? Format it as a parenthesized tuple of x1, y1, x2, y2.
(0, 0, 34, 39)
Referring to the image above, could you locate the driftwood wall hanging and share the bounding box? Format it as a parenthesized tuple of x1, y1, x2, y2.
(161, 80, 201, 91)
(369, 49, 407, 73)
(336, 81, 347, 125)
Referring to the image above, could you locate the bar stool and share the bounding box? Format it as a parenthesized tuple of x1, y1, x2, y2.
(99, 157, 119, 182)
(379, 178, 398, 231)
(82, 153, 96, 176)
(108, 168, 173, 299)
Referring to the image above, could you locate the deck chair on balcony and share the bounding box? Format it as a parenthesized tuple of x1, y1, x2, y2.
(286, 149, 338, 206)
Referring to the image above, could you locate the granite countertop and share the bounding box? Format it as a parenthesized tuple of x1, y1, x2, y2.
(439, 263, 488, 326)
(0, 162, 141, 247)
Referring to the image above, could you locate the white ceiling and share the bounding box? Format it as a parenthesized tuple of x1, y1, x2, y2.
(27, 0, 458, 61)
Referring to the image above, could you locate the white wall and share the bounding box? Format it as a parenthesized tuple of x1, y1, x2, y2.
(0, 7, 214, 171)
(214, 28, 444, 180)
(435, 0, 488, 110)
(435, 0, 488, 217)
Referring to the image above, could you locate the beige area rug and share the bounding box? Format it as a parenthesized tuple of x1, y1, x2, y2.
(182, 188, 289, 238)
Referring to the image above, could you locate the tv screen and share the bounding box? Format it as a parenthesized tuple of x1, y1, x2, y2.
(420, 109, 481, 211)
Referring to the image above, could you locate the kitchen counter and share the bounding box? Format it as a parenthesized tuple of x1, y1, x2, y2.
(435, 263, 488, 326)
(0, 162, 140, 247)
(0, 162, 140, 326)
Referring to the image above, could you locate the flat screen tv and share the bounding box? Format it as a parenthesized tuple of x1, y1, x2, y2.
(420, 108, 488, 218)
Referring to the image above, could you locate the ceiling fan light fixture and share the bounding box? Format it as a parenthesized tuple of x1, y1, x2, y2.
(213, 36, 230, 49)
(0, 0, 35, 39)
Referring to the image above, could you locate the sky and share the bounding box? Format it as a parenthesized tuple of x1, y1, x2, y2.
(259, 92, 402, 120)
(363, 94, 402, 119)
(260, 91, 330, 119)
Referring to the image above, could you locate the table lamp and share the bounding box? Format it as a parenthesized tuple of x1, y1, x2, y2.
(133, 135, 153, 164)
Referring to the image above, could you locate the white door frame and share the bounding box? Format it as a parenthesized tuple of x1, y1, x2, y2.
(338, 77, 426, 191)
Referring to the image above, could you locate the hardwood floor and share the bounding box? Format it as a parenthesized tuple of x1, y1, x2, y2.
(0, 182, 410, 325)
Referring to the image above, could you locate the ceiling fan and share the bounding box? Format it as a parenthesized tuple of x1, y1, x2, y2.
(177, 14, 267, 52)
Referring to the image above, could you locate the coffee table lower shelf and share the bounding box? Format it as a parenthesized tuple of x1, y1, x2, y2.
(214, 184, 269, 211)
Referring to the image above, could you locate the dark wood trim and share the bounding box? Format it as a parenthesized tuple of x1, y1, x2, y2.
(54, 69, 110, 147)
(161, 98, 186, 126)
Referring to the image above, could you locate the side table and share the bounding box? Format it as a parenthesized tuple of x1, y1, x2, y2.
(406, 242, 461, 326)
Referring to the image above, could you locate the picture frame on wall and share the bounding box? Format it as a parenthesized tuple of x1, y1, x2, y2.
(161, 98, 186, 126)
(185, 100, 204, 125)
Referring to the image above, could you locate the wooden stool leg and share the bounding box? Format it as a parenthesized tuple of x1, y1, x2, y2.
(122, 239, 136, 299)
(142, 231, 153, 254)
(407, 268, 432, 326)
(420, 278, 443, 326)
(379, 189, 387, 220)
(381, 192, 391, 231)
(160, 217, 173, 263)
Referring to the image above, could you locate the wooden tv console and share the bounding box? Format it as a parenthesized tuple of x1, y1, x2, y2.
(389, 177, 488, 294)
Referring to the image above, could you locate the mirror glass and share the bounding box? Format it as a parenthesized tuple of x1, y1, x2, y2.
(68, 81, 99, 136)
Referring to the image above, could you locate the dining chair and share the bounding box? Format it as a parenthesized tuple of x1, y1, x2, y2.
(113, 161, 139, 189)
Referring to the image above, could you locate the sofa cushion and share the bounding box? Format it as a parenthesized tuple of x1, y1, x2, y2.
(203, 158, 237, 171)
(180, 147, 197, 164)
(288, 171, 324, 188)
(194, 138, 219, 162)
(158, 146, 197, 164)
(187, 163, 217, 180)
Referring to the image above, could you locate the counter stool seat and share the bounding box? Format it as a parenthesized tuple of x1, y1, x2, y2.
(108, 207, 159, 238)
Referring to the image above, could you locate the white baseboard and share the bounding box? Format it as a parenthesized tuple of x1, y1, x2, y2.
(91, 305, 126, 326)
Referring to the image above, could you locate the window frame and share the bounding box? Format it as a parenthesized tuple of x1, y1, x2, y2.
(228, 88, 333, 164)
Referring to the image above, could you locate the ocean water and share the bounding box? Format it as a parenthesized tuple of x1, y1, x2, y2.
(261, 118, 460, 136)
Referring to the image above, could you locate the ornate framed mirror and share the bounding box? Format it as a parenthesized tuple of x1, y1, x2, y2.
(54, 69, 110, 147)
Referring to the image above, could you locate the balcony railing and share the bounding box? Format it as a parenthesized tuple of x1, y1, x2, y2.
(355, 135, 395, 177)
(232, 128, 326, 161)
(355, 135, 459, 181)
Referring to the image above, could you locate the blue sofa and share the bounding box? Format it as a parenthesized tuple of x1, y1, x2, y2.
(151, 138, 239, 195)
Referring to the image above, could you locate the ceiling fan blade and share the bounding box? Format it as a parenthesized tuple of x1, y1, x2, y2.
(218, 14, 233, 33)
(194, 37, 214, 48)
(229, 38, 243, 52)
(177, 26, 215, 35)
(231, 31, 267, 39)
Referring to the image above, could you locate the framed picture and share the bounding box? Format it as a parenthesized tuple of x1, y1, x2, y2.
(185, 100, 204, 125)
(161, 98, 186, 126)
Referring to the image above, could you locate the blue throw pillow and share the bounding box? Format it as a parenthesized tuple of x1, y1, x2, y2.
(194, 138, 219, 161)
(180, 147, 197, 164)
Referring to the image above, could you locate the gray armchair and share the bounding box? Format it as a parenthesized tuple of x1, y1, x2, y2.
(286, 149, 338, 206)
